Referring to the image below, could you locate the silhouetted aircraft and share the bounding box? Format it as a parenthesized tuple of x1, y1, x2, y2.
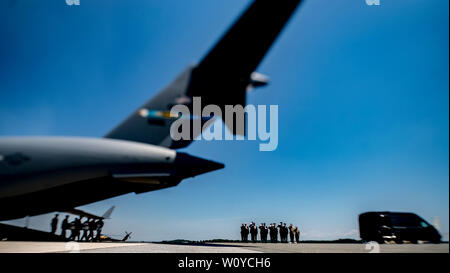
(0, 0, 302, 221)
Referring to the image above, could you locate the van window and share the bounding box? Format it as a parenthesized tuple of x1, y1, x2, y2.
(390, 214, 420, 227)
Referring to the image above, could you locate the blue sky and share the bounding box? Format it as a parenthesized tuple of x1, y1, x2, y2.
(0, 0, 448, 241)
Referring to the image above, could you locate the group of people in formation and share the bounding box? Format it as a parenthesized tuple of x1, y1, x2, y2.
(240, 222, 300, 243)
(50, 214, 104, 242)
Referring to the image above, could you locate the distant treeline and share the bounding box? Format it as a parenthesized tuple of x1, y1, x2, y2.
(157, 238, 362, 244)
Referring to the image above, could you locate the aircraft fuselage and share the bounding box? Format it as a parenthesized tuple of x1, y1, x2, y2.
(0, 137, 223, 220)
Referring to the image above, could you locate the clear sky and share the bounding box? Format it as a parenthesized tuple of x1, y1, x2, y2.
(0, 0, 448, 241)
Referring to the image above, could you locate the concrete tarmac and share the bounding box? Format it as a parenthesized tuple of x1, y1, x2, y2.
(0, 241, 259, 253)
(209, 242, 449, 253)
(0, 241, 448, 253)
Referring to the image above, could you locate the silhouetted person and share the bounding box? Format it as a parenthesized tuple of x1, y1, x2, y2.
(69, 219, 76, 240)
(60, 215, 70, 239)
(95, 219, 104, 241)
(240, 224, 247, 242)
(245, 224, 250, 242)
(268, 224, 273, 242)
(294, 226, 300, 243)
(282, 223, 288, 243)
(69, 219, 76, 241)
(76, 217, 83, 241)
(243, 224, 250, 242)
(277, 222, 285, 243)
(250, 222, 258, 242)
(264, 223, 269, 243)
(50, 214, 59, 234)
(269, 223, 278, 243)
(80, 218, 90, 241)
(277, 222, 282, 242)
(289, 224, 295, 243)
(88, 218, 96, 241)
(69, 217, 82, 241)
(264, 223, 269, 242)
(259, 223, 268, 243)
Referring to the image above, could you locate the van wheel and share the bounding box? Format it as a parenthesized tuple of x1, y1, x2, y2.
(410, 240, 418, 244)
(395, 239, 403, 244)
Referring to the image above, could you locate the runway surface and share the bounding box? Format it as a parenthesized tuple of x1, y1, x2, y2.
(0, 241, 448, 253)
(209, 242, 449, 253)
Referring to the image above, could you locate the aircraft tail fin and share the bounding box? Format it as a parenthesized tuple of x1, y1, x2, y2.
(102, 206, 115, 219)
(105, 0, 302, 148)
(64, 205, 115, 220)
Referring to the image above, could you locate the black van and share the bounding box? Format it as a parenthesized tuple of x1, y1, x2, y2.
(359, 211, 441, 244)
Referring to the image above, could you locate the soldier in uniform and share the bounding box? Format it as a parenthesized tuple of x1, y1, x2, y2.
(259, 223, 268, 243)
(80, 218, 90, 241)
(294, 226, 300, 243)
(68, 218, 76, 241)
(69, 217, 82, 241)
(245, 224, 250, 242)
(289, 224, 295, 243)
(88, 218, 96, 241)
(271, 223, 278, 243)
(60, 215, 70, 239)
(50, 214, 59, 234)
(268, 224, 273, 242)
(283, 223, 288, 243)
(250, 222, 258, 242)
(268, 224, 272, 242)
(274, 223, 279, 243)
(263, 223, 269, 243)
(95, 218, 104, 241)
(240, 223, 247, 242)
(277, 222, 285, 243)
